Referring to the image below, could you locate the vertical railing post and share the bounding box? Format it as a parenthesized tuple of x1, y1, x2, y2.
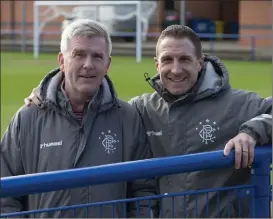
(21, 0, 27, 53)
(250, 36, 256, 61)
(251, 158, 271, 218)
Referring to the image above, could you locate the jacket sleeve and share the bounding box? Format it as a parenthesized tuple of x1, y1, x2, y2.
(239, 96, 272, 145)
(126, 101, 159, 218)
(1, 111, 27, 214)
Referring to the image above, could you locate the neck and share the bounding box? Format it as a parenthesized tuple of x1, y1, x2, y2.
(69, 96, 88, 112)
(63, 85, 91, 113)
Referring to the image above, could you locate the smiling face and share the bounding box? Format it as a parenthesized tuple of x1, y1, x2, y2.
(58, 35, 111, 98)
(155, 37, 203, 96)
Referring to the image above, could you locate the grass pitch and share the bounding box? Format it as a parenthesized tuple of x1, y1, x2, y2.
(1, 52, 272, 135)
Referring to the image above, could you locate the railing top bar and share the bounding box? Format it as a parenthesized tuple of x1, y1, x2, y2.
(0, 145, 271, 198)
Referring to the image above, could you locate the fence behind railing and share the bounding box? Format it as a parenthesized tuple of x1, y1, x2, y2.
(1, 22, 271, 62)
(0, 145, 272, 218)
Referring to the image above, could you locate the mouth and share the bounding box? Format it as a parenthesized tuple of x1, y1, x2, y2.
(79, 75, 96, 79)
(168, 77, 187, 82)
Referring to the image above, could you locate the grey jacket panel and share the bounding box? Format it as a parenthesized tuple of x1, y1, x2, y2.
(239, 96, 272, 145)
(1, 109, 28, 214)
(129, 55, 272, 217)
(1, 71, 157, 218)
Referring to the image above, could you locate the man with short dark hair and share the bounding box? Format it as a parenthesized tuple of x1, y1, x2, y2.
(24, 24, 272, 217)
(129, 25, 272, 217)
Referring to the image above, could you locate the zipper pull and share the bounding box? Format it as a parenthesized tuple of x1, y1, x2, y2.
(79, 125, 84, 134)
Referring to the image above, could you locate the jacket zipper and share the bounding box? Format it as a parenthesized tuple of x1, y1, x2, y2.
(75, 125, 84, 166)
(49, 104, 83, 165)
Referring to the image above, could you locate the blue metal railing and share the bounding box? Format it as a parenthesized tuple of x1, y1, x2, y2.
(1, 145, 272, 218)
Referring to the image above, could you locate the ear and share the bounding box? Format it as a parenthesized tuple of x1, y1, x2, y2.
(106, 56, 112, 74)
(197, 55, 204, 72)
(154, 56, 159, 72)
(58, 52, 65, 72)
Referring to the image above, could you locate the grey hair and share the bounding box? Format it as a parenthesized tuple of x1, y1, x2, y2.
(60, 19, 112, 55)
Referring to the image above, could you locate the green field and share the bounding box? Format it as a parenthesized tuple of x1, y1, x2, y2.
(1, 52, 272, 136)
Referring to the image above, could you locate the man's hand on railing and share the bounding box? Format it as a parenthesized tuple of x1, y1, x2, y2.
(223, 133, 256, 169)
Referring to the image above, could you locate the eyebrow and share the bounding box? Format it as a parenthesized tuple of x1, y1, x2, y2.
(72, 49, 85, 54)
(161, 54, 192, 60)
(72, 49, 104, 57)
(93, 51, 104, 56)
(160, 54, 172, 60)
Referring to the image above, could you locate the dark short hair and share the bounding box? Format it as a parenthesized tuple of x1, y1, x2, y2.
(156, 25, 202, 58)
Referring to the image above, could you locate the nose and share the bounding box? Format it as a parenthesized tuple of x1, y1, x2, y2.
(83, 56, 94, 70)
(171, 60, 182, 75)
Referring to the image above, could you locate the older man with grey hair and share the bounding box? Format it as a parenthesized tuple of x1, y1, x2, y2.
(1, 19, 158, 218)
